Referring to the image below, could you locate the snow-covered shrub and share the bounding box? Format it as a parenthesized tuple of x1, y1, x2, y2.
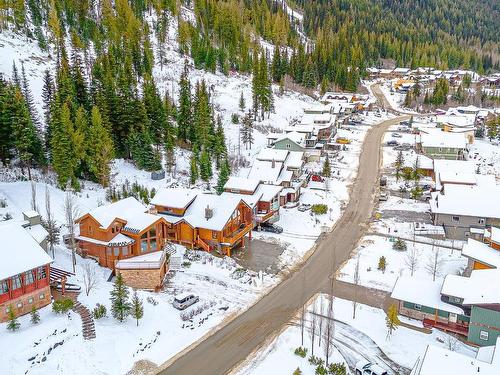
(93, 304, 107, 319)
(294, 347, 308, 358)
(392, 238, 407, 251)
(52, 298, 74, 314)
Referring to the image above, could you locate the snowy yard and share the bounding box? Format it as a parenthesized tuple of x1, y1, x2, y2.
(337, 235, 467, 292)
(0, 242, 275, 375)
(236, 296, 477, 375)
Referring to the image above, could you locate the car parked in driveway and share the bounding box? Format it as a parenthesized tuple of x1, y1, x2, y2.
(355, 360, 389, 375)
(298, 204, 311, 212)
(173, 293, 199, 310)
(391, 133, 402, 138)
(258, 223, 283, 233)
(386, 140, 398, 146)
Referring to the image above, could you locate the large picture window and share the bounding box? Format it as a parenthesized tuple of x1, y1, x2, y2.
(0, 280, 8, 294)
(37, 266, 47, 280)
(12, 275, 22, 290)
(25, 271, 35, 285)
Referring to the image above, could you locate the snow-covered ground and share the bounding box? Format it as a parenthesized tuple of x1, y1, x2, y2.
(237, 296, 477, 375)
(337, 235, 467, 292)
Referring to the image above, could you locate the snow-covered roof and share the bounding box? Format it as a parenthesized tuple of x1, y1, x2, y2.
(255, 184, 283, 202)
(404, 155, 434, 170)
(413, 341, 500, 375)
(304, 104, 330, 114)
(76, 233, 135, 247)
(285, 151, 304, 169)
(256, 148, 289, 162)
(391, 276, 464, 314)
(393, 67, 410, 74)
(0, 221, 53, 280)
(23, 222, 48, 244)
(115, 250, 166, 270)
(224, 177, 261, 193)
(273, 131, 306, 146)
(419, 132, 467, 149)
(162, 193, 248, 232)
(461, 239, 500, 268)
(248, 159, 283, 183)
(23, 210, 39, 219)
(441, 269, 500, 305)
(436, 114, 475, 128)
(80, 197, 148, 229)
(433, 159, 475, 175)
(485, 227, 500, 244)
(151, 188, 198, 209)
(430, 184, 500, 219)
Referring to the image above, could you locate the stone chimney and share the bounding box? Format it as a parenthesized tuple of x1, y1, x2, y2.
(205, 205, 213, 220)
(23, 211, 41, 226)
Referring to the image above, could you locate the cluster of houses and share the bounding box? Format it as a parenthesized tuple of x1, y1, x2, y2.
(391, 236, 500, 347)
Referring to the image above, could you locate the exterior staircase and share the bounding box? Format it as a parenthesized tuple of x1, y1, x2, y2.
(72, 301, 96, 340)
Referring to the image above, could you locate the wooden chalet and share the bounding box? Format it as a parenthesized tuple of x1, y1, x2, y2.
(76, 197, 166, 271)
(0, 222, 52, 323)
(151, 189, 254, 256)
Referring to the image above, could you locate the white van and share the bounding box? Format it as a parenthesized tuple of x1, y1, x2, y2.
(173, 293, 199, 310)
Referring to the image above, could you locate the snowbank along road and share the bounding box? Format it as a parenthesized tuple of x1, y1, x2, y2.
(156, 114, 410, 375)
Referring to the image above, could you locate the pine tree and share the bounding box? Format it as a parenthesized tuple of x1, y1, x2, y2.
(12, 62, 21, 87)
(216, 158, 230, 194)
(177, 61, 192, 143)
(241, 110, 254, 149)
(110, 274, 131, 322)
(385, 304, 400, 338)
(322, 157, 331, 177)
(87, 106, 114, 186)
(130, 291, 144, 326)
(190, 146, 199, 185)
(30, 306, 40, 325)
(6, 307, 20, 331)
(239, 92, 245, 112)
(199, 149, 212, 182)
(42, 70, 55, 149)
(394, 151, 405, 181)
(20, 62, 41, 130)
(213, 116, 227, 169)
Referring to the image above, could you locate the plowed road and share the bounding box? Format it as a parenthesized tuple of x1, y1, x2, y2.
(157, 113, 409, 375)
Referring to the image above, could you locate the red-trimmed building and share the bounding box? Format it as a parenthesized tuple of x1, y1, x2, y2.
(0, 222, 52, 323)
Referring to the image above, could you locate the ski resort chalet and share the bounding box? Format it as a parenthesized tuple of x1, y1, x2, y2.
(75, 197, 167, 270)
(0, 221, 53, 323)
(151, 189, 254, 256)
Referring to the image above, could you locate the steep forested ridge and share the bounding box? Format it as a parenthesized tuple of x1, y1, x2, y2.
(0, 0, 498, 191)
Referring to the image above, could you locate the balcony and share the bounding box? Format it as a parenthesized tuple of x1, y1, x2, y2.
(423, 318, 468, 336)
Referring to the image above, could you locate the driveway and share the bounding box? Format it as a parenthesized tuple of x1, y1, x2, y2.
(154, 114, 410, 375)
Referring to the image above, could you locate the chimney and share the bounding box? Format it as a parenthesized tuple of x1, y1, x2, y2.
(272, 158, 275, 168)
(205, 205, 213, 220)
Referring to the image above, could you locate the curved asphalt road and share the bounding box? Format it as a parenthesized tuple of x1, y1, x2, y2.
(157, 95, 409, 375)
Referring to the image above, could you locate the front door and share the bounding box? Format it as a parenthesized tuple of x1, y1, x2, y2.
(449, 313, 457, 323)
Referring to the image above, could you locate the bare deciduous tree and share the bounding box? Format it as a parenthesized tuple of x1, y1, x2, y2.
(309, 299, 318, 356)
(353, 253, 361, 319)
(405, 246, 419, 276)
(425, 243, 444, 281)
(43, 186, 60, 258)
(323, 293, 335, 366)
(82, 262, 99, 296)
(300, 302, 306, 347)
(30, 181, 39, 213)
(64, 191, 80, 273)
(318, 294, 324, 348)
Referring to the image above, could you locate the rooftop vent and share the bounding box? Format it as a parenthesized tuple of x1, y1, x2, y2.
(205, 205, 213, 220)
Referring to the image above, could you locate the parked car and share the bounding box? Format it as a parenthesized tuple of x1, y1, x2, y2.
(401, 143, 412, 149)
(386, 140, 399, 146)
(336, 137, 351, 144)
(311, 174, 324, 182)
(380, 176, 387, 187)
(173, 293, 199, 310)
(397, 126, 410, 132)
(379, 192, 388, 201)
(298, 204, 312, 212)
(391, 133, 402, 138)
(259, 223, 283, 233)
(355, 360, 389, 375)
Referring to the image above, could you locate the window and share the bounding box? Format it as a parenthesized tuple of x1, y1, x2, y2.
(113, 247, 120, 257)
(452, 216, 460, 222)
(0, 280, 8, 294)
(28, 297, 34, 304)
(414, 304, 422, 311)
(149, 227, 156, 237)
(12, 275, 22, 290)
(17, 302, 22, 308)
(478, 218, 485, 224)
(150, 239, 157, 251)
(37, 267, 46, 280)
(111, 227, 115, 234)
(141, 240, 148, 253)
(39, 293, 45, 299)
(25, 271, 35, 285)
(480, 331, 489, 341)
(121, 247, 129, 256)
(286, 144, 291, 149)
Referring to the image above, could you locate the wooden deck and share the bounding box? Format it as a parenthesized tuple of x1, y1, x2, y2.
(423, 318, 468, 336)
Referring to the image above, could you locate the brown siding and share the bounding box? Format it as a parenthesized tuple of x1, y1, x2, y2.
(0, 286, 51, 322)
